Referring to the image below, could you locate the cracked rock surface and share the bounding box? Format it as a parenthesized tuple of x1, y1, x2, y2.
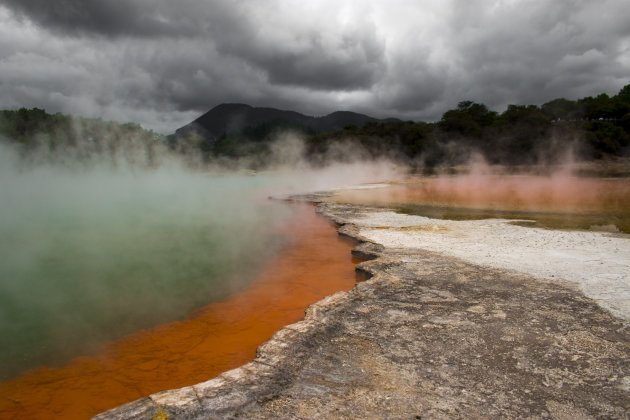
(95, 203, 630, 419)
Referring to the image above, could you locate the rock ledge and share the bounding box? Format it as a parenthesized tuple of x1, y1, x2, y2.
(95, 202, 630, 419)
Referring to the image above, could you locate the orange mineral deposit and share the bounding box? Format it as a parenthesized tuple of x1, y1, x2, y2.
(0, 204, 358, 420)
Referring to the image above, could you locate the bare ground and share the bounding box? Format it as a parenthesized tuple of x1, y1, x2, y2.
(95, 201, 630, 419)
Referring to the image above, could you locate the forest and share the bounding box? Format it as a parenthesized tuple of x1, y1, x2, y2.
(303, 84, 630, 167)
(0, 108, 165, 167)
(1, 84, 629, 169)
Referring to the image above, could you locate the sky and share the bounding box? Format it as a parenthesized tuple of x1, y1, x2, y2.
(0, 0, 629, 134)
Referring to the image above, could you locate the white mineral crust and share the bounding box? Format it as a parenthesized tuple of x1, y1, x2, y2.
(353, 210, 630, 321)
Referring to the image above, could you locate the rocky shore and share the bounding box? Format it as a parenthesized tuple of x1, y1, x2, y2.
(95, 201, 630, 419)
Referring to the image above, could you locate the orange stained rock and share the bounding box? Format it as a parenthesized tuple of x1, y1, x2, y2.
(0, 204, 358, 420)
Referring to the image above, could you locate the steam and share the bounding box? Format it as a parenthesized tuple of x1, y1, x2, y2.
(0, 128, 400, 380)
(0, 143, 293, 379)
(258, 132, 402, 193)
(1, 112, 625, 384)
(405, 131, 617, 215)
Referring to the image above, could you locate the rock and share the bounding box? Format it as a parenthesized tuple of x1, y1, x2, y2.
(94, 202, 630, 419)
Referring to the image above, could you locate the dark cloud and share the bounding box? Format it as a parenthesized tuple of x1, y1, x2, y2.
(444, 0, 630, 111)
(244, 34, 386, 91)
(1, 0, 180, 37)
(0, 0, 628, 133)
(202, 4, 387, 90)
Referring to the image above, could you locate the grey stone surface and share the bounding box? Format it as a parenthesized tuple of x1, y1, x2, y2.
(95, 202, 630, 419)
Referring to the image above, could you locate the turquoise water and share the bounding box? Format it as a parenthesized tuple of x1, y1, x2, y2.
(0, 153, 293, 380)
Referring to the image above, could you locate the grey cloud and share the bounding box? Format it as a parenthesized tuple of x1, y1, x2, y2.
(397, 0, 629, 118)
(257, 36, 385, 91)
(2, 0, 157, 36)
(0, 0, 629, 133)
(207, 8, 387, 91)
(2, 0, 387, 91)
(0, 0, 209, 37)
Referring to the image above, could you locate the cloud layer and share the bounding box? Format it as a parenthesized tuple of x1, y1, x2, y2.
(1, 0, 629, 133)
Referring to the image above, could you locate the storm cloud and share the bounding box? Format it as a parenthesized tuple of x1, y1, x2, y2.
(0, 0, 628, 133)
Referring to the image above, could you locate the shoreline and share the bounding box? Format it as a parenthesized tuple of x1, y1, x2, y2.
(337, 204, 630, 322)
(0, 203, 358, 419)
(95, 199, 630, 419)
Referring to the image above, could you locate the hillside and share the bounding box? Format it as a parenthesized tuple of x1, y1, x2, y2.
(172, 103, 398, 144)
(2, 84, 629, 169)
(170, 85, 630, 167)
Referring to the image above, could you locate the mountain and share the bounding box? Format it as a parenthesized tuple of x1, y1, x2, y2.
(172, 103, 399, 143)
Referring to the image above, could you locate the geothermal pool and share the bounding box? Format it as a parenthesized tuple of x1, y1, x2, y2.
(331, 174, 630, 320)
(2, 161, 628, 418)
(333, 175, 630, 233)
(0, 142, 393, 419)
(0, 203, 358, 419)
(0, 167, 293, 381)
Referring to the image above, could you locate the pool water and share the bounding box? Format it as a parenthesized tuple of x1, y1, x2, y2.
(0, 204, 359, 419)
(332, 175, 630, 233)
(0, 167, 293, 380)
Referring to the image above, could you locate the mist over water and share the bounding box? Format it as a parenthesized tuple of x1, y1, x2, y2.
(0, 144, 298, 380)
(335, 167, 630, 233)
(0, 136, 399, 381)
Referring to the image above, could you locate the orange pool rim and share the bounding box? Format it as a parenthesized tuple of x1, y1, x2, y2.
(0, 204, 359, 420)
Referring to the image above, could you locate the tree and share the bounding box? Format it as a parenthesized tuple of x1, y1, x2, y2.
(541, 98, 583, 120)
(619, 84, 630, 97)
(439, 101, 497, 137)
(580, 94, 617, 120)
(586, 121, 629, 156)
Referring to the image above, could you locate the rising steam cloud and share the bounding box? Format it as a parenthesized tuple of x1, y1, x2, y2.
(0, 128, 400, 380)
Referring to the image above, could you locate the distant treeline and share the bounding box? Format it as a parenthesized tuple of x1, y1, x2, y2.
(304, 84, 630, 167)
(196, 85, 630, 167)
(0, 108, 167, 167)
(2, 85, 630, 168)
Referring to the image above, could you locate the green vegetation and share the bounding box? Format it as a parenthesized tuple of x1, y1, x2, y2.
(0, 108, 166, 167)
(305, 84, 630, 167)
(2, 84, 630, 168)
(206, 120, 315, 165)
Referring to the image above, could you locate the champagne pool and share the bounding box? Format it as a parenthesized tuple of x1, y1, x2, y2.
(0, 203, 359, 420)
(0, 163, 294, 381)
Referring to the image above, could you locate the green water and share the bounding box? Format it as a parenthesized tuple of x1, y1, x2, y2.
(0, 156, 293, 380)
(396, 204, 630, 233)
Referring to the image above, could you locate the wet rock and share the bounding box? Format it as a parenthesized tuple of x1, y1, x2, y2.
(95, 203, 630, 419)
